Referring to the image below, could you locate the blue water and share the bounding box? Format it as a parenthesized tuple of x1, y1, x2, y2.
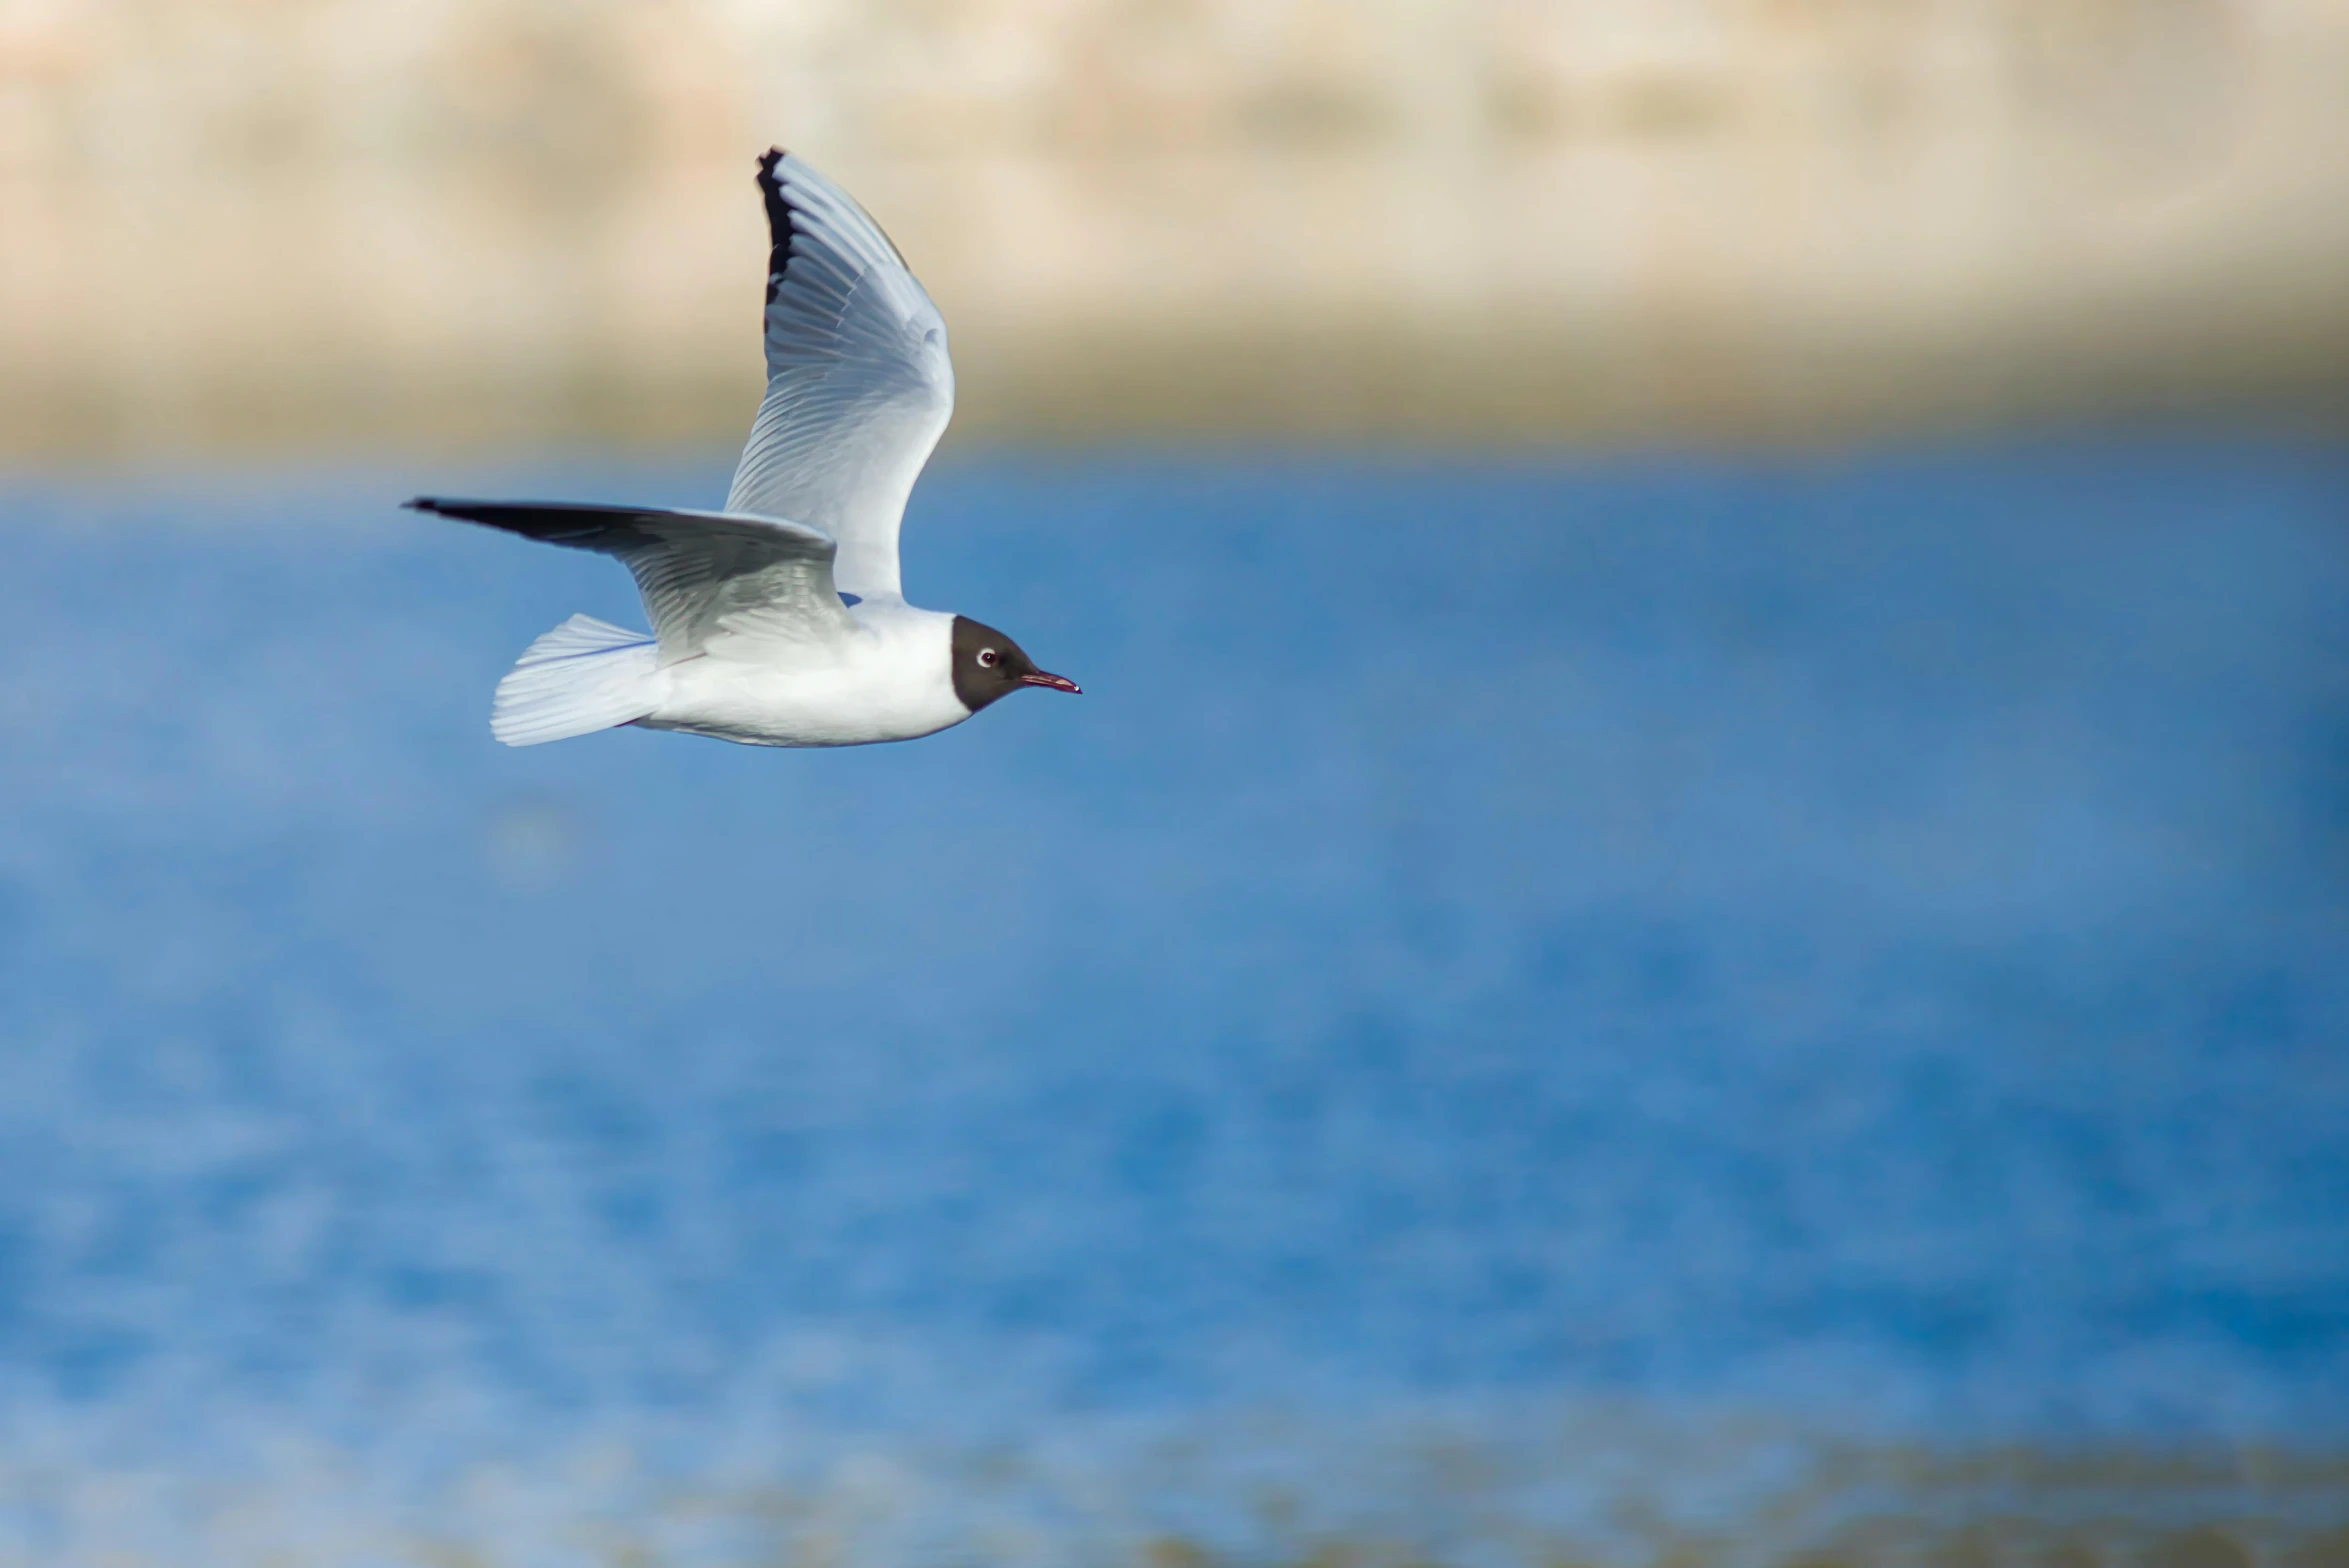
(0, 444, 2345, 1560)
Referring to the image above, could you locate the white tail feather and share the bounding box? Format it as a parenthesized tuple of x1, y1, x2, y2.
(491, 615, 662, 747)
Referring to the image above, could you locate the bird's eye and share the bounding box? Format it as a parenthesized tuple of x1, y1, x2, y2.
(977, 648, 1000, 668)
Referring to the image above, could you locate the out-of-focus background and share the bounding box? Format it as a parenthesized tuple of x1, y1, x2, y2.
(6, 0, 2349, 454)
(3, 5, 2349, 1567)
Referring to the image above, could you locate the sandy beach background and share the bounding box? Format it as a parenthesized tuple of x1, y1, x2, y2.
(4, 0, 2348, 457)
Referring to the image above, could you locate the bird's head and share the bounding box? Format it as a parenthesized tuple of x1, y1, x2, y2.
(950, 616, 1080, 712)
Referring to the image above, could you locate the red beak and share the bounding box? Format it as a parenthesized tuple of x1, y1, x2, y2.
(1019, 671, 1082, 694)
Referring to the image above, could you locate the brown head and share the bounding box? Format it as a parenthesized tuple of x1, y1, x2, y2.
(950, 615, 1081, 714)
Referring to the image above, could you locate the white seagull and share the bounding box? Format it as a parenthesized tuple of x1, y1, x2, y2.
(408, 148, 1079, 748)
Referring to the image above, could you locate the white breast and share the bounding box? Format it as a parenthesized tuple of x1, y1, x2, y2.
(638, 602, 969, 747)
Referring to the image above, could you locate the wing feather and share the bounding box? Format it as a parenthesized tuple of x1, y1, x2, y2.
(408, 498, 857, 662)
(723, 150, 954, 603)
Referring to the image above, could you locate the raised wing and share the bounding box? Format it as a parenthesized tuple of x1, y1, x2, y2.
(408, 498, 857, 662)
(722, 149, 954, 603)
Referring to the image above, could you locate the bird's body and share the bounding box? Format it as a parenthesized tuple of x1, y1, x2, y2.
(410, 149, 1077, 748)
(641, 599, 963, 748)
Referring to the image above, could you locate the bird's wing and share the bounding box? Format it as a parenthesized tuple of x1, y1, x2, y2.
(722, 149, 954, 604)
(408, 498, 858, 662)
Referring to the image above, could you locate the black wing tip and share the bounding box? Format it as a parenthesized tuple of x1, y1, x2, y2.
(757, 146, 795, 305)
(405, 496, 524, 527)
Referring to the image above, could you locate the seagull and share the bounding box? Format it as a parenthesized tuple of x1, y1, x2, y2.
(407, 148, 1079, 748)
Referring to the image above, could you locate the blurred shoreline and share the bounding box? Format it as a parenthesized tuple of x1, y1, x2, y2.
(6, 2, 2349, 458)
(6, 1391, 2347, 1565)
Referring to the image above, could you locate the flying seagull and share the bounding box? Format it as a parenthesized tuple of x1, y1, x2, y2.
(407, 149, 1079, 748)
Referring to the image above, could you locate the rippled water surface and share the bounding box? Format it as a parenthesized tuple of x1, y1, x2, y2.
(0, 446, 2344, 1564)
